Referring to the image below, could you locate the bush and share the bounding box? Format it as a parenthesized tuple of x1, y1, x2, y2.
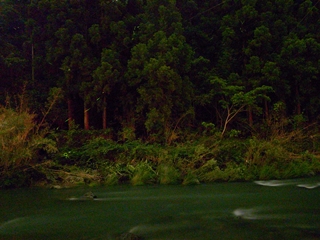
(0, 107, 57, 171)
(0, 168, 31, 188)
(245, 138, 289, 165)
(214, 139, 247, 166)
(130, 161, 157, 186)
(157, 164, 181, 184)
(196, 159, 246, 182)
(80, 137, 122, 165)
(282, 160, 311, 179)
(258, 164, 280, 180)
(0, 106, 59, 188)
(182, 172, 200, 185)
(223, 162, 247, 181)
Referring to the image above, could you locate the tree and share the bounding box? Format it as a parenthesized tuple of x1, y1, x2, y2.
(208, 75, 272, 137)
(126, 0, 194, 142)
(0, 0, 28, 101)
(93, 48, 121, 129)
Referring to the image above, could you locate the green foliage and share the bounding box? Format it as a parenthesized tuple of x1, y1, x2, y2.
(120, 126, 136, 142)
(103, 172, 119, 186)
(98, 162, 128, 186)
(214, 139, 247, 165)
(0, 107, 59, 188)
(206, 76, 273, 137)
(157, 164, 180, 184)
(291, 114, 307, 130)
(182, 172, 200, 185)
(256, 156, 315, 180)
(130, 161, 157, 186)
(3, 0, 320, 187)
(282, 159, 311, 179)
(243, 139, 320, 180)
(0, 107, 57, 170)
(245, 138, 289, 165)
(196, 159, 223, 182)
(258, 164, 280, 180)
(80, 137, 121, 164)
(126, 1, 194, 141)
(196, 159, 247, 182)
(223, 162, 247, 181)
(1, 0, 320, 139)
(201, 122, 218, 136)
(0, 168, 32, 188)
(117, 140, 161, 163)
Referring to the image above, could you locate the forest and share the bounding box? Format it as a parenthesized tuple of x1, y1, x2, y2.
(1, 0, 320, 188)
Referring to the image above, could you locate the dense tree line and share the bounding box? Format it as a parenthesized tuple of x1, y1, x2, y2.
(1, 0, 320, 142)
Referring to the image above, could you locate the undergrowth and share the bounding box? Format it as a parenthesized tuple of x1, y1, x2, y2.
(51, 126, 320, 186)
(1, 102, 320, 188)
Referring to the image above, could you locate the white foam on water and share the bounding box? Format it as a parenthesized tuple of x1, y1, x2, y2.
(255, 179, 320, 189)
(254, 180, 292, 187)
(232, 207, 289, 221)
(67, 197, 79, 201)
(297, 183, 320, 189)
(233, 208, 258, 220)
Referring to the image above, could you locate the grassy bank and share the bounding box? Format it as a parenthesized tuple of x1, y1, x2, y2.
(1, 107, 320, 189)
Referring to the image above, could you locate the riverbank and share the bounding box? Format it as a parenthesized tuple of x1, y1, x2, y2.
(1, 107, 320, 189)
(1, 130, 320, 189)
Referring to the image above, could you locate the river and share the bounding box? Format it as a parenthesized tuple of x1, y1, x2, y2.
(1, 177, 320, 239)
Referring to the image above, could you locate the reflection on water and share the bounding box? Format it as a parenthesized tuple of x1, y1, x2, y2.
(1, 177, 320, 240)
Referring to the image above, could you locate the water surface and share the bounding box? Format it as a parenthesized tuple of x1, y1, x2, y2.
(1, 177, 320, 239)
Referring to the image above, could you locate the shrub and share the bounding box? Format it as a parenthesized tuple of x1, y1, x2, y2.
(258, 164, 280, 180)
(157, 164, 181, 184)
(130, 161, 157, 186)
(182, 172, 200, 185)
(214, 139, 247, 166)
(0, 107, 57, 170)
(0, 107, 58, 188)
(0, 169, 31, 188)
(201, 166, 227, 182)
(196, 159, 219, 181)
(282, 159, 311, 179)
(223, 162, 247, 181)
(103, 172, 119, 186)
(245, 138, 289, 165)
(120, 140, 161, 163)
(80, 137, 122, 165)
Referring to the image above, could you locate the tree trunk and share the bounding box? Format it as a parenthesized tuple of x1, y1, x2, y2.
(102, 95, 107, 129)
(67, 98, 74, 129)
(248, 106, 253, 127)
(31, 43, 35, 86)
(295, 82, 301, 115)
(84, 103, 90, 130)
(264, 99, 269, 119)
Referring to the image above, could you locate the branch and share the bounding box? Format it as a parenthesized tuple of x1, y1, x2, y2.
(36, 88, 62, 133)
(221, 104, 246, 137)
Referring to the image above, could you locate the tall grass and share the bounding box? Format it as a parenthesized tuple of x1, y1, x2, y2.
(0, 88, 60, 187)
(0, 107, 57, 170)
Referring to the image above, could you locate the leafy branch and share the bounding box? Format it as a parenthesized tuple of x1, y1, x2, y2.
(209, 76, 273, 137)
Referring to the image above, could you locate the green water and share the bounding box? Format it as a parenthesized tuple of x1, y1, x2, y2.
(1, 177, 320, 240)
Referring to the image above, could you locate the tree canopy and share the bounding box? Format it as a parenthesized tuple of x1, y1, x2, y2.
(1, 0, 320, 142)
